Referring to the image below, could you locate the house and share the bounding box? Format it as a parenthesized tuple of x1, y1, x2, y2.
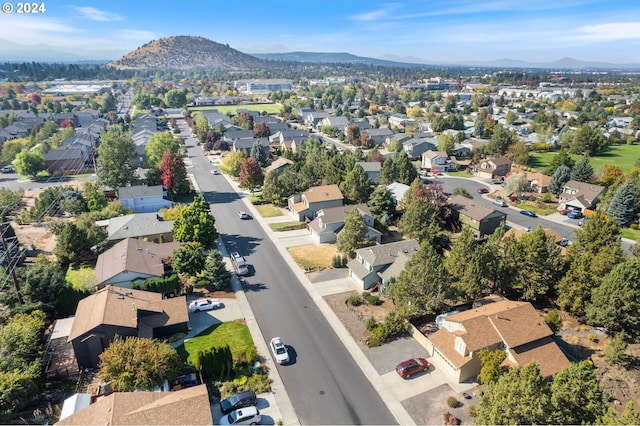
(98, 213, 174, 243)
(362, 128, 393, 146)
(421, 150, 455, 172)
(476, 156, 513, 180)
(558, 180, 606, 212)
(357, 161, 382, 183)
(56, 385, 212, 425)
(348, 239, 420, 289)
(503, 228, 568, 255)
(44, 147, 86, 174)
(118, 185, 172, 213)
(308, 204, 381, 244)
(67, 286, 188, 368)
(94, 238, 181, 288)
(288, 184, 344, 221)
(448, 195, 507, 238)
(319, 116, 350, 131)
(423, 297, 571, 383)
(264, 157, 294, 175)
(403, 138, 437, 160)
(524, 171, 551, 193)
(386, 182, 410, 204)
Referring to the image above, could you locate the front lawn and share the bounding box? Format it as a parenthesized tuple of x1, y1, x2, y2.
(620, 227, 640, 242)
(528, 144, 640, 174)
(287, 244, 338, 271)
(446, 170, 474, 178)
(269, 221, 307, 232)
(516, 202, 558, 216)
(254, 204, 284, 218)
(176, 321, 254, 367)
(65, 265, 95, 291)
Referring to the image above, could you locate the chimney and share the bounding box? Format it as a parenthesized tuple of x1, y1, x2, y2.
(132, 303, 136, 311)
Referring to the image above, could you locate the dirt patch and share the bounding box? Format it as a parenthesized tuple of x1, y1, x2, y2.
(287, 244, 338, 271)
(323, 290, 394, 345)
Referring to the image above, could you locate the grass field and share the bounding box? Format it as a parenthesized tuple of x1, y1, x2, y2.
(176, 321, 254, 366)
(189, 103, 282, 115)
(254, 204, 283, 218)
(528, 144, 640, 174)
(65, 265, 95, 291)
(516, 202, 558, 216)
(620, 227, 640, 242)
(287, 244, 338, 271)
(269, 221, 307, 232)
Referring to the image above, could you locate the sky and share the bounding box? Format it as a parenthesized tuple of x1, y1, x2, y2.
(1, 0, 640, 64)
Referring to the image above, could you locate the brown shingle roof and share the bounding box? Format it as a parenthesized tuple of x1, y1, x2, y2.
(505, 336, 572, 378)
(448, 195, 502, 221)
(303, 184, 344, 203)
(67, 286, 188, 342)
(95, 238, 181, 285)
(56, 384, 212, 425)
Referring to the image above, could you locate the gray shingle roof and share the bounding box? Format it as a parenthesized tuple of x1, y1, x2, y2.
(355, 239, 419, 267)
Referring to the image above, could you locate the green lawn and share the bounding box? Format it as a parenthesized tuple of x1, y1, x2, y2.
(65, 265, 95, 291)
(189, 103, 282, 115)
(446, 170, 474, 178)
(620, 227, 640, 242)
(254, 204, 284, 218)
(528, 144, 640, 174)
(177, 321, 254, 366)
(516, 202, 558, 216)
(269, 221, 307, 232)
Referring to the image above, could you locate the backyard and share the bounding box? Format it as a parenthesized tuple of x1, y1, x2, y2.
(177, 321, 254, 366)
(189, 103, 282, 115)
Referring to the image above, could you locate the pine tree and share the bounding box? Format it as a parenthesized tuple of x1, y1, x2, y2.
(340, 164, 371, 204)
(378, 156, 397, 185)
(250, 140, 267, 167)
(570, 156, 595, 183)
(394, 152, 418, 185)
(547, 165, 572, 196)
(336, 209, 374, 258)
(367, 185, 395, 223)
(607, 181, 638, 226)
(197, 250, 232, 291)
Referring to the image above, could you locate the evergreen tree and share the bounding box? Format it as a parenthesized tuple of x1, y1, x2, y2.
(367, 185, 395, 223)
(394, 152, 418, 185)
(197, 250, 232, 291)
(550, 361, 606, 425)
(546, 149, 576, 176)
(250, 140, 267, 167)
(607, 181, 638, 226)
(336, 209, 374, 258)
(340, 164, 371, 204)
(446, 227, 485, 301)
(547, 165, 572, 196)
(378, 156, 397, 185)
(570, 156, 595, 183)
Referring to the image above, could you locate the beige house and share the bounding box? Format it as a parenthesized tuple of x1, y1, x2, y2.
(308, 204, 381, 244)
(558, 180, 606, 212)
(423, 298, 571, 383)
(288, 184, 344, 221)
(476, 156, 512, 180)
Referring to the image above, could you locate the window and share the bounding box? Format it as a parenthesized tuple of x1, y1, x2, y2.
(455, 339, 465, 356)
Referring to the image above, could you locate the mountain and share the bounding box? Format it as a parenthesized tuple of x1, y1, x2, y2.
(462, 57, 640, 70)
(107, 36, 268, 70)
(251, 51, 429, 68)
(0, 39, 127, 62)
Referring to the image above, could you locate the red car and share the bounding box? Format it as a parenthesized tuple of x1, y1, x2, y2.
(477, 188, 489, 194)
(395, 357, 430, 379)
(432, 170, 442, 176)
(559, 209, 569, 215)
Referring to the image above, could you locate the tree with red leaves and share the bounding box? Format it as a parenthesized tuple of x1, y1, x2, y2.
(239, 157, 264, 192)
(159, 149, 189, 196)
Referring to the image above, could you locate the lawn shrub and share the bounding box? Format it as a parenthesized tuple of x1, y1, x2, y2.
(366, 324, 390, 347)
(362, 292, 381, 306)
(346, 295, 363, 306)
(447, 396, 459, 408)
(364, 316, 377, 331)
(544, 309, 562, 332)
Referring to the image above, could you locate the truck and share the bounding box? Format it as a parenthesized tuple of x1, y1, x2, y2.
(230, 251, 249, 276)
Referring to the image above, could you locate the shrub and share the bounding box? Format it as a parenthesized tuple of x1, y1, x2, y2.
(587, 333, 597, 342)
(365, 324, 389, 347)
(364, 316, 377, 331)
(604, 332, 630, 368)
(362, 292, 381, 306)
(168, 332, 186, 343)
(447, 396, 459, 408)
(544, 309, 562, 333)
(383, 311, 408, 336)
(341, 254, 349, 267)
(468, 405, 477, 417)
(233, 375, 248, 387)
(540, 193, 553, 203)
(331, 255, 342, 268)
(346, 295, 363, 306)
(631, 223, 639, 230)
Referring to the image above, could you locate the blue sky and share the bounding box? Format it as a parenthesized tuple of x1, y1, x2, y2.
(1, 0, 640, 63)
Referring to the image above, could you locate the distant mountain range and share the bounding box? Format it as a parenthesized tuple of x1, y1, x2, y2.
(2, 36, 640, 70)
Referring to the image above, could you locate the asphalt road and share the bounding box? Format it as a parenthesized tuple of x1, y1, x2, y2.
(181, 123, 397, 425)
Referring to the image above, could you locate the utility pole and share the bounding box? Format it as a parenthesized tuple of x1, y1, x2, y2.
(0, 221, 23, 305)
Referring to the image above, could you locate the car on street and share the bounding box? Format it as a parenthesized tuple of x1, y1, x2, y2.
(220, 406, 261, 425)
(189, 298, 221, 313)
(493, 199, 507, 207)
(477, 188, 489, 194)
(432, 170, 442, 176)
(230, 251, 249, 276)
(519, 209, 537, 218)
(396, 357, 430, 379)
(211, 169, 219, 175)
(220, 391, 258, 415)
(270, 337, 290, 365)
(238, 211, 249, 219)
(567, 211, 583, 219)
(1, 165, 14, 173)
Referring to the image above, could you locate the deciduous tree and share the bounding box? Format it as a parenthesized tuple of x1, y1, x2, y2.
(159, 149, 189, 196)
(239, 157, 264, 191)
(13, 150, 45, 178)
(172, 195, 218, 246)
(336, 209, 374, 258)
(219, 150, 247, 178)
(164, 89, 187, 108)
(97, 124, 136, 191)
(145, 131, 181, 169)
(171, 242, 206, 278)
(98, 336, 182, 392)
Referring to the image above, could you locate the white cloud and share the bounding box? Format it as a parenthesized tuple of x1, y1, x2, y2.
(351, 3, 401, 22)
(0, 15, 77, 43)
(119, 29, 160, 41)
(71, 6, 124, 22)
(569, 22, 640, 41)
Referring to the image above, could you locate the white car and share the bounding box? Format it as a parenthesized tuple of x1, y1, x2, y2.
(270, 337, 290, 365)
(211, 169, 219, 175)
(238, 211, 249, 219)
(220, 406, 261, 425)
(189, 298, 221, 313)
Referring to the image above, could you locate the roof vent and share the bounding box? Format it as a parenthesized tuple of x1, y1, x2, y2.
(117, 294, 125, 300)
(125, 290, 132, 296)
(496, 310, 500, 319)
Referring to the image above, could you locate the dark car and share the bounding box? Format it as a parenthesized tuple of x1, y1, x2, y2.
(220, 391, 257, 415)
(477, 188, 489, 194)
(559, 209, 569, 215)
(519, 209, 537, 218)
(395, 357, 430, 379)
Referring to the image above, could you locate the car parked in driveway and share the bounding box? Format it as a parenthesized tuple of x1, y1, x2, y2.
(395, 357, 430, 379)
(519, 209, 537, 217)
(189, 298, 221, 313)
(567, 211, 583, 219)
(220, 406, 261, 425)
(220, 391, 257, 415)
(559, 209, 569, 215)
(270, 337, 290, 365)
